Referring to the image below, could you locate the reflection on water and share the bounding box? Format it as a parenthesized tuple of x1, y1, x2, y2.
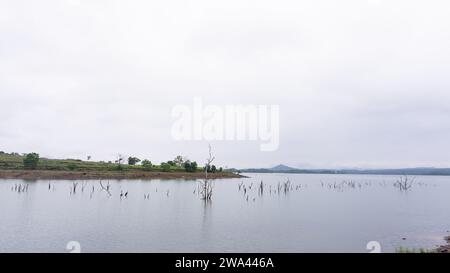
(0, 173, 449, 253)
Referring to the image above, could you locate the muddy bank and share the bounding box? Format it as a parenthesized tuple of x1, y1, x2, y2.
(0, 169, 246, 181)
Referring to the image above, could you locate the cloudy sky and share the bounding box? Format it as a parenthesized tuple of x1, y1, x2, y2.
(1, 0, 450, 169)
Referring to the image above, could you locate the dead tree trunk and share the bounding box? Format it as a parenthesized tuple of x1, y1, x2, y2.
(200, 144, 215, 201)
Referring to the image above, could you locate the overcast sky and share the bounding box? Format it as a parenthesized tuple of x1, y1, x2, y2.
(1, 0, 450, 169)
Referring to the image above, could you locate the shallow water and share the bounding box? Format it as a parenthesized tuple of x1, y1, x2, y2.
(0, 173, 449, 253)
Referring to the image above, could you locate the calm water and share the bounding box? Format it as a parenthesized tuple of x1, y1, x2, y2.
(0, 173, 449, 253)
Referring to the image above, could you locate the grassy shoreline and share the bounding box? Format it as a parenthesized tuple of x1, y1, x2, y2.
(396, 236, 450, 253)
(0, 152, 244, 180)
(0, 169, 245, 180)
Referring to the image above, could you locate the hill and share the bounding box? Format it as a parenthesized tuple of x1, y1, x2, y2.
(240, 165, 450, 176)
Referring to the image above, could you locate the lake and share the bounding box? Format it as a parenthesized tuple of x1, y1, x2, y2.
(0, 173, 449, 253)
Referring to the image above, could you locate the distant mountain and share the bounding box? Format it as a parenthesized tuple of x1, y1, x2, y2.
(269, 164, 297, 172)
(240, 165, 450, 176)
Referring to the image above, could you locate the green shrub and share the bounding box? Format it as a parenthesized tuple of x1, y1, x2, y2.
(161, 162, 171, 172)
(142, 159, 152, 170)
(114, 164, 124, 171)
(128, 157, 141, 165)
(204, 164, 217, 173)
(67, 163, 77, 171)
(167, 160, 176, 167)
(23, 153, 39, 169)
(183, 161, 198, 172)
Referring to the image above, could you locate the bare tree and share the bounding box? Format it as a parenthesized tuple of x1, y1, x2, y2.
(199, 145, 215, 201)
(115, 154, 125, 170)
(99, 180, 112, 196)
(115, 154, 124, 165)
(70, 182, 79, 194)
(258, 181, 264, 195)
(394, 175, 415, 191)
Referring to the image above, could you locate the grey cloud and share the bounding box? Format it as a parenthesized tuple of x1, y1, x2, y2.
(1, 0, 450, 168)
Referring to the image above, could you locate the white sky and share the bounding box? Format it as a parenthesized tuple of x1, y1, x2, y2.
(1, 0, 450, 169)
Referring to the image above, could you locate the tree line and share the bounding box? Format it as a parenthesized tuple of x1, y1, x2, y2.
(14, 152, 223, 173)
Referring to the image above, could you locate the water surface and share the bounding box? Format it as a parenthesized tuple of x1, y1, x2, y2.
(0, 173, 449, 252)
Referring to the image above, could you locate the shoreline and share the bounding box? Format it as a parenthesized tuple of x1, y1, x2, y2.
(436, 236, 450, 253)
(0, 170, 246, 181)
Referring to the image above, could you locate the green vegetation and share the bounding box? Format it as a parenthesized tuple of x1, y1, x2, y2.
(205, 164, 219, 173)
(396, 247, 435, 253)
(0, 152, 232, 174)
(183, 160, 198, 173)
(160, 162, 171, 172)
(23, 153, 40, 170)
(174, 155, 184, 167)
(67, 163, 78, 171)
(141, 159, 152, 170)
(166, 161, 176, 167)
(128, 157, 141, 165)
